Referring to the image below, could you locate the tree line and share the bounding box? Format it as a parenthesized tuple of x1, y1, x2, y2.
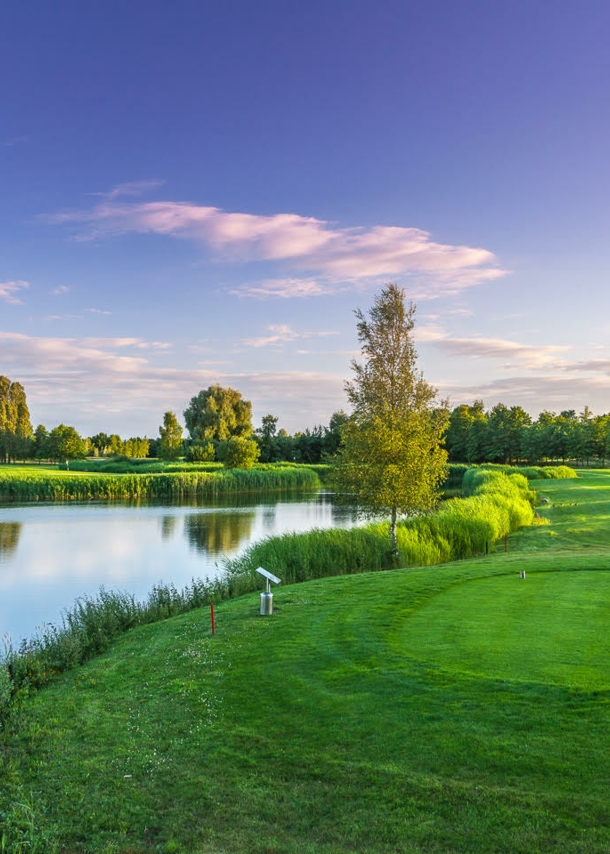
(445, 401, 610, 466)
(2, 374, 610, 468)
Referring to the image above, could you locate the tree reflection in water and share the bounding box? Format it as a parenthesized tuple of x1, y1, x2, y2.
(0, 522, 21, 560)
(184, 511, 256, 555)
(160, 515, 178, 541)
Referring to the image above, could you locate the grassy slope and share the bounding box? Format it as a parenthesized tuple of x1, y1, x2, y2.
(3, 472, 610, 852)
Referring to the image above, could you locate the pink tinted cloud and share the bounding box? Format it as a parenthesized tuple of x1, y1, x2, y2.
(0, 280, 29, 304)
(415, 326, 571, 370)
(49, 198, 506, 293)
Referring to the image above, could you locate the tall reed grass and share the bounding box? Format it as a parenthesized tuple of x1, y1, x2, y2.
(225, 468, 535, 594)
(0, 465, 320, 502)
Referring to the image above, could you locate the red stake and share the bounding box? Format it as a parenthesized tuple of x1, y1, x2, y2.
(210, 602, 215, 635)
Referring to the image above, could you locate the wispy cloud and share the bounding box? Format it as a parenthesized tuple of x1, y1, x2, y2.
(48, 195, 507, 297)
(50, 285, 69, 296)
(243, 324, 340, 348)
(232, 278, 331, 299)
(0, 280, 29, 304)
(84, 308, 112, 315)
(243, 325, 301, 348)
(441, 374, 610, 418)
(415, 324, 570, 370)
(90, 180, 166, 201)
(0, 331, 344, 433)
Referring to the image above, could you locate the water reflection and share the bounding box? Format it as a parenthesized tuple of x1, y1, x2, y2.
(0, 490, 364, 644)
(160, 515, 178, 541)
(184, 511, 256, 555)
(0, 522, 21, 560)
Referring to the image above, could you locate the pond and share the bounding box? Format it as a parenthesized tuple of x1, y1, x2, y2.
(0, 491, 361, 646)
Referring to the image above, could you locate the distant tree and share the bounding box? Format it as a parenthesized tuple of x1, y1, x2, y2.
(33, 424, 50, 463)
(334, 284, 448, 556)
(223, 436, 260, 469)
(323, 410, 350, 458)
(184, 385, 253, 442)
(158, 411, 184, 460)
(255, 414, 280, 463)
(293, 426, 325, 463)
(47, 424, 86, 462)
(0, 376, 33, 462)
(107, 434, 124, 456)
(90, 432, 109, 456)
(123, 437, 150, 458)
(185, 441, 215, 462)
(275, 428, 296, 462)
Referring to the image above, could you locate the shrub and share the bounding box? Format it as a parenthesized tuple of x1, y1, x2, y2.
(223, 437, 260, 469)
(185, 442, 215, 463)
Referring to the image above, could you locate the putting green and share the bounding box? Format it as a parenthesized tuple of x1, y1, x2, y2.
(400, 569, 610, 689)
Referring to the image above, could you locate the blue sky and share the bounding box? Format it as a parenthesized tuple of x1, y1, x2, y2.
(2, 0, 610, 438)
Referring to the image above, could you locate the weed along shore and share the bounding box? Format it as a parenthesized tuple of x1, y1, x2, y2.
(8, 466, 610, 854)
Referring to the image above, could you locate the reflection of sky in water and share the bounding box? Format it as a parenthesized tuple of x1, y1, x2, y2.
(0, 493, 360, 645)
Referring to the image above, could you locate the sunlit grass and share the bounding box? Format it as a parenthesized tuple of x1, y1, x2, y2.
(4, 470, 610, 852)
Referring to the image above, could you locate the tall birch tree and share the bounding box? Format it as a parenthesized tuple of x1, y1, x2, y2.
(334, 284, 448, 557)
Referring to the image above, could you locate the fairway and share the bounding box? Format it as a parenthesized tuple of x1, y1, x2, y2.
(4, 470, 610, 853)
(401, 569, 610, 689)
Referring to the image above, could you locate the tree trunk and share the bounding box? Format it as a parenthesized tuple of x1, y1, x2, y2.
(390, 505, 398, 564)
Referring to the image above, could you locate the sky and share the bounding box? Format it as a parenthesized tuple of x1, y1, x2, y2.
(2, 0, 610, 438)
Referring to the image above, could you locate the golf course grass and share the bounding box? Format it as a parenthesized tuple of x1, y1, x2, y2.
(2, 469, 610, 852)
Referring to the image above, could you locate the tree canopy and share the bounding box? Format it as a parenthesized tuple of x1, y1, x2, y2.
(158, 411, 184, 460)
(184, 385, 253, 443)
(0, 375, 33, 462)
(334, 284, 448, 555)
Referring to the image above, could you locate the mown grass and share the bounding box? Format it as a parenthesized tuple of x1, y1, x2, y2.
(0, 464, 321, 502)
(3, 471, 610, 851)
(1, 470, 608, 851)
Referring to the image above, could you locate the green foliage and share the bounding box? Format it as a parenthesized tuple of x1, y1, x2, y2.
(462, 464, 577, 493)
(158, 410, 183, 460)
(226, 469, 534, 587)
(0, 464, 320, 502)
(335, 284, 448, 552)
(0, 376, 33, 463)
(1, 580, 230, 706)
(184, 384, 253, 442)
(185, 440, 215, 462)
(46, 424, 86, 461)
(222, 436, 260, 469)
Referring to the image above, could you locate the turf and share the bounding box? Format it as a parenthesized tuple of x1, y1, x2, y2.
(3, 470, 610, 853)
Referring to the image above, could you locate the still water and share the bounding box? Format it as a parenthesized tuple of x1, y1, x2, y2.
(0, 491, 359, 646)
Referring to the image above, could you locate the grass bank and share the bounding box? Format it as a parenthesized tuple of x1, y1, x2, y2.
(2, 471, 610, 852)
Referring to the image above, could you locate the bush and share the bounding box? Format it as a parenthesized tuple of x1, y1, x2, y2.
(223, 437, 260, 469)
(185, 442, 215, 463)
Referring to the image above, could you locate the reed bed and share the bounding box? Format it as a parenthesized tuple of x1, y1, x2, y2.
(225, 468, 535, 592)
(0, 465, 320, 502)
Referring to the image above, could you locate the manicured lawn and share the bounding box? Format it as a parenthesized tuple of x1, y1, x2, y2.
(3, 470, 610, 853)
